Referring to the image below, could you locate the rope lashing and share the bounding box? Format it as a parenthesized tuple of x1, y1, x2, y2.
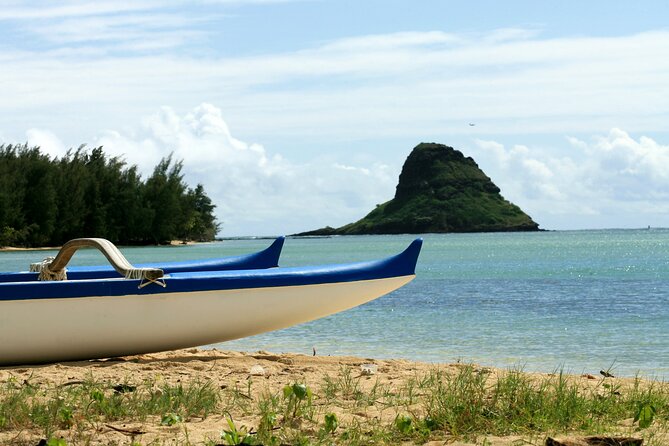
(126, 268, 167, 289)
(29, 238, 165, 288)
(30, 256, 68, 281)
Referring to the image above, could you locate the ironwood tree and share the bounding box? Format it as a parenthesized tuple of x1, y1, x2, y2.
(0, 144, 220, 247)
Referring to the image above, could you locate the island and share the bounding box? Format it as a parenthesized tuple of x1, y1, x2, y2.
(298, 142, 540, 235)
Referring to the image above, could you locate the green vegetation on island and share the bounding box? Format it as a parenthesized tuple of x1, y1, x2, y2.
(0, 144, 219, 248)
(300, 142, 539, 235)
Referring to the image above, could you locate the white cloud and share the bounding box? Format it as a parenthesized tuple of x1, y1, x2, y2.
(482, 28, 541, 44)
(1, 27, 668, 142)
(25, 128, 68, 159)
(522, 158, 553, 180)
(29, 14, 204, 47)
(472, 129, 669, 228)
(321, 31, 462, 52)
(0, 0, 298, 22)
(0, 2, 156, 20)
(91, 104, 398, 236)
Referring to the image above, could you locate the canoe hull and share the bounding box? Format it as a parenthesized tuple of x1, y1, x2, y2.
(0, 275, 413, 365)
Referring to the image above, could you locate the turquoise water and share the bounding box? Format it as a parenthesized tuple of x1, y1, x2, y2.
(2, 230, 668, 378)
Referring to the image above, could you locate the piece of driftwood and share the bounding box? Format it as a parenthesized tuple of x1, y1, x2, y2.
(104, 423, 146, 435)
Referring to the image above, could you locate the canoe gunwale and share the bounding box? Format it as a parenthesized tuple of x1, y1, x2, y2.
(0, 238, 423, 302)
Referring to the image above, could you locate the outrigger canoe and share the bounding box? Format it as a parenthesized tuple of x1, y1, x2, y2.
(0, 238, 422, 365)
(0, 237, 285, 282)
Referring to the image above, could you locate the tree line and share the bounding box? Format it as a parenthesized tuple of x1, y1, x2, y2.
(0, 144, 220, 248)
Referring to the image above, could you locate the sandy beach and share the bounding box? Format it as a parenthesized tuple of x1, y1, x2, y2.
(1, 348, 664, 446)
(0, 240, 197, 252)
(0, 246, 60, 252)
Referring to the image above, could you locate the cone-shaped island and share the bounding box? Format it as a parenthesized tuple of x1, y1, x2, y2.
(299, 142, 540, 235)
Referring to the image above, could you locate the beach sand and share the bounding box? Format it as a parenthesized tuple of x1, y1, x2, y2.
(0, 246, 59, 252)
(0, 348, 663, 445)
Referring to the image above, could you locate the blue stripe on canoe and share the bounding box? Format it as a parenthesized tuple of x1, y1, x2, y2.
(0, 237, 285, 282)
(0, 239, 422, 301)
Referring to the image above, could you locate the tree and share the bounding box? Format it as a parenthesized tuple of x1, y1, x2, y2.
(182, 184, 220, 241)
(0, 145, 220, 247)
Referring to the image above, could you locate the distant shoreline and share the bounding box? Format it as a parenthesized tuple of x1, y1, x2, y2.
(0, 240, 204, 253)
(2, 228, 666, 252)
(0, 246, 60, 252)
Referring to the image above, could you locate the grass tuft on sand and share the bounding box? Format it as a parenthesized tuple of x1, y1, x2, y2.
(0, 349, 667, 445)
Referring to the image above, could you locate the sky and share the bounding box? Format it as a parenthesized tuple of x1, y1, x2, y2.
(0, 0, 668, 236)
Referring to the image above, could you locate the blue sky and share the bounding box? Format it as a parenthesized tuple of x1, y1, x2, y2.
(1, 0, 668, 235)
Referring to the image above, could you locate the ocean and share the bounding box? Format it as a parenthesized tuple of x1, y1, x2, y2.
(2, 229, 668, 378)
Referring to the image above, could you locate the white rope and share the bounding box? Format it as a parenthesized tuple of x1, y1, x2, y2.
(29, 256, 54, 272)
(138, 277, 167, 289)
(126, 268, 167, 288)
(125, 268, 150, 280)
(30, 257, 67, 281)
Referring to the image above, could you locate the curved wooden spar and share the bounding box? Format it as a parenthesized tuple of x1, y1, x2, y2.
(29, 238, 163, 282)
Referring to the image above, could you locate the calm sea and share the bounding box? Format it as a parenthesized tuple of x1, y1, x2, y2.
(2, 229, 668, 378)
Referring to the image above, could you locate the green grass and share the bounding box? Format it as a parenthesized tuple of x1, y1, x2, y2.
(1, 366, 667, 445)
(0, 374, 220, 444)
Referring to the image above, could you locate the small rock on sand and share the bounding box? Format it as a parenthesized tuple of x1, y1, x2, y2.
(249, 364, 265, 376)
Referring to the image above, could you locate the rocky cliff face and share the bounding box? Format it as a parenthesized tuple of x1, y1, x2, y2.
(299, 143, 540, 235)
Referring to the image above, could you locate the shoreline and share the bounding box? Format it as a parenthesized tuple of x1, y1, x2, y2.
(1, 348, 665, 446)
(0, 245, 61, 252)
(0, 240, 204, 252)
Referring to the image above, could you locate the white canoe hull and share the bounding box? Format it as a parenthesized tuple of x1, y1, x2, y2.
(0, 275, 413, 365)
